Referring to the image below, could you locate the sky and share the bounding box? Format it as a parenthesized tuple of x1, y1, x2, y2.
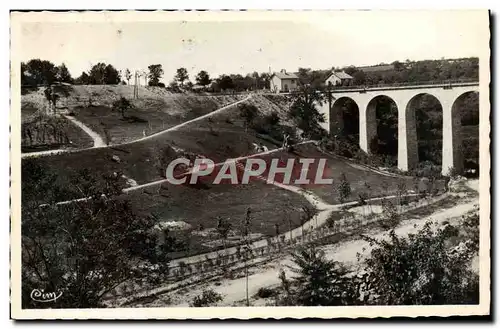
(16, 10, 488, 83)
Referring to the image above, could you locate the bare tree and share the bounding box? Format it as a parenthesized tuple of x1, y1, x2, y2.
(125, 69, 132, 85)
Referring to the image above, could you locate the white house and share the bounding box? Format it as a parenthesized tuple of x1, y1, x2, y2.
(325, 71, 354, 87)
(270, 70, 299, 93)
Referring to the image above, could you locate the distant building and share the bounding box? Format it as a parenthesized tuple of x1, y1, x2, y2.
(191, 85, 206, 92)
(270, 69, 299, 93)
(325, 71, 354, 86)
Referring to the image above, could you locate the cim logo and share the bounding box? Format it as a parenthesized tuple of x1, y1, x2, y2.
(30, 289, 63, 303)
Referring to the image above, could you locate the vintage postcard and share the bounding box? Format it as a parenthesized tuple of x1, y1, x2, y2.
(10, 10, 490, 319)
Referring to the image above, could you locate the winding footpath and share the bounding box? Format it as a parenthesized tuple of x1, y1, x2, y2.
(178, 192, 480, 307)
(64, 115, 106, 148)
(41, 140, 316, 208)
(21, 95, 253, 159)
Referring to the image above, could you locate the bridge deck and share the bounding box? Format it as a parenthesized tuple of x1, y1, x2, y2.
(328, 80, 479, 93)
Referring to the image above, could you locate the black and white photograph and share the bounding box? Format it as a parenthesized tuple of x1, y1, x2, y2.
(9, 10, 490, 319)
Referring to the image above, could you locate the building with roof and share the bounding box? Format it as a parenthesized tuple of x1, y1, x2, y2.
(325, 71, 354, 87)
(270, 69, 299, 93)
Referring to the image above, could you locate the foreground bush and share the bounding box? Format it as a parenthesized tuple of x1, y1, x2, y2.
(276, 244, 357, 306)
(275, 221, 479, 306)
(190, 289, 223, 307)
(361, 221, 479, 305)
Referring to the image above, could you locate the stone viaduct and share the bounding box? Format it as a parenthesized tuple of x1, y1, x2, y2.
(316, 81, 479, 175)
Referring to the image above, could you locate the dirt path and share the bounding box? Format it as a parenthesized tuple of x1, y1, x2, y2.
(126, 95, 252, 144)
(64, 115, 107, 148)
(42, 138, 421, 271)
(21, 96, 252, 159)
(164, 189, 479, 307)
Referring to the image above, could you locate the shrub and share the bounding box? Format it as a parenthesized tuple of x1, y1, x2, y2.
(410, 161, 442, 178)
(256, 287, 276, 299)
(265, 111, 280, 126)
(362, 221, 479, 305)
(277, 244, 357, 306)
(190, 289, 223, 307)
(379, 200, 400, 230)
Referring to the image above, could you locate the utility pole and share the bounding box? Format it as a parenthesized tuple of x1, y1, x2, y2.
(133, 71, 138, 99)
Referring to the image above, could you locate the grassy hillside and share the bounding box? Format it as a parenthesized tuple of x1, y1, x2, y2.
(239, 143, 422, 205)
(21, 85, 247, 145)
(123, 179, 309, 259)
(27, 94, 294, 195)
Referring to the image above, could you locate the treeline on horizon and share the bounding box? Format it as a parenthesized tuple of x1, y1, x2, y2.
(21, 57, 479, 92)
(20, 57, 480, 169)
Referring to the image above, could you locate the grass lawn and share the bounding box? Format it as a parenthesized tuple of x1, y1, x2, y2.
(122, 179, 309, 259)
(21, 105, 94, 152)
(238, 143, 422, 205)
(71, 94, 244, 144)
(27, 95, 291, 202)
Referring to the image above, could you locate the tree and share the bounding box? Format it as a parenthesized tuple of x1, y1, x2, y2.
(379, 199, 400, 230)
(337, 173, 351, 204)
(195, 70, 211, 87)
(104, 64, 121, 84)
(216, 216, 232, 253)
(259, 73, 271, 89)
(300, 205, 317, 239)
(89, 63, 120, 85)
(124, 69, 132, 85)
(56, 63, 72, 83)
(22, 59, 58, 86)
(396, 181, 407, 208)
(362, 222, 479, 305)
(239, 104, 259, 132)
(21, 166, 172, 308)
(112, 97, 133, 118)
(43, 87, 59, 114)
(286, 244, 353, 306)
(88, 63, 107, 84)
(74, 72, 90, 85)
(215, 75, 234, 91)
(175, 67, 189, 87)
(147, 64, 164, 86)
(288, 84, 326, 139)
(43, 87, 53, 110)
(243, 207, 252, 306)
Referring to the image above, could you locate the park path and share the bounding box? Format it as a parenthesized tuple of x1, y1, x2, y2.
(124, 180, 474, 307)
(43, 140, 316, 206)
(124, 95, 252, 145)
(64, 115, 107, 148)
(170, 194, 479, 307)
(21, 95, 252, 159)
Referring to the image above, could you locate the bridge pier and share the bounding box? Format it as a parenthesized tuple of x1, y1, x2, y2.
(442, 97, 464, 175)
(358, 99, 373, 154)
(317, 83, 478, 176)
(398, 98, 419, 172)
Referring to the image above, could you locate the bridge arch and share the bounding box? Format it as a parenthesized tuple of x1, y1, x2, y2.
(404, 93, 444, 171)
(330, 97, 359, 144)
(366, 95, 399, 166)
(448, 90, 479, 175)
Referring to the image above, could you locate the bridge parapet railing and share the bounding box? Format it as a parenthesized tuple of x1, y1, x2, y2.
(328, 78, 479, 91)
